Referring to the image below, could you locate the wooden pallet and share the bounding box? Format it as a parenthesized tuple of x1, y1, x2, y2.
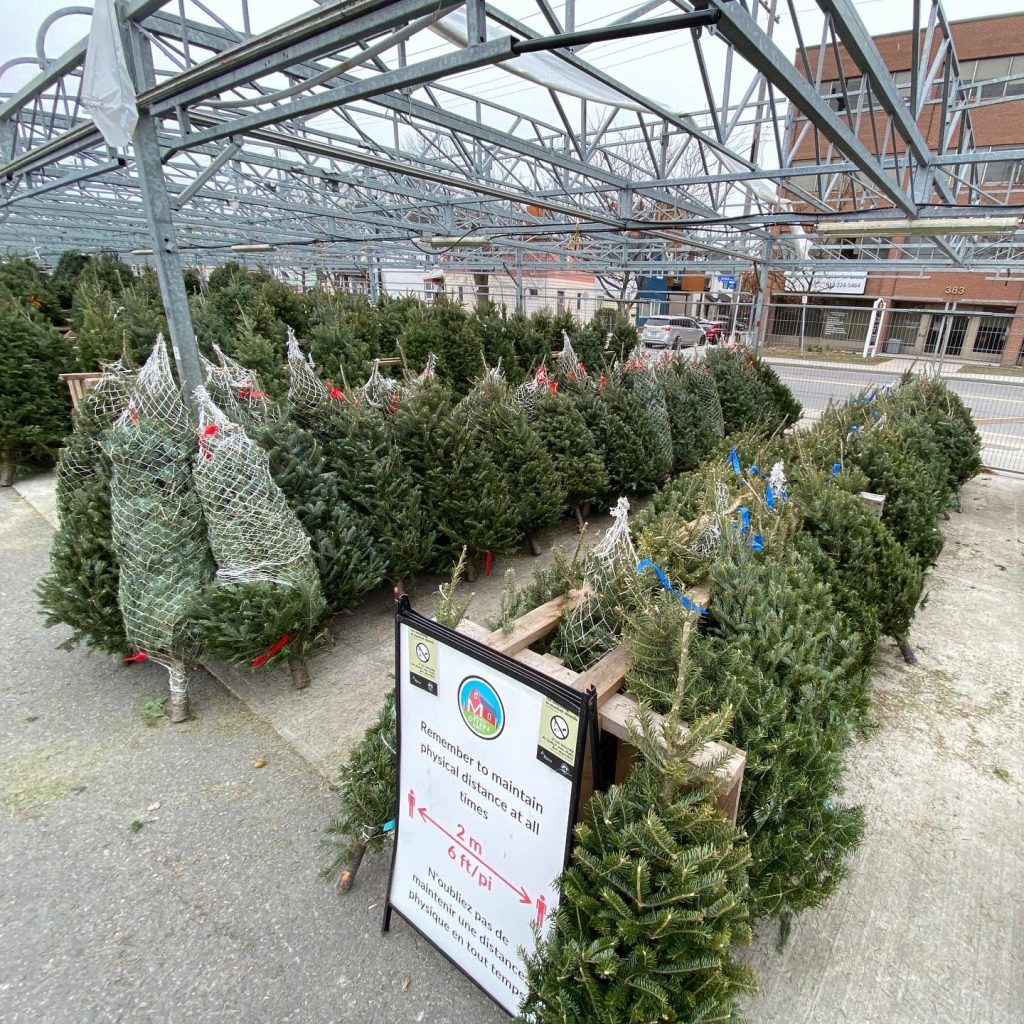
(457, 590, 745, 825)
(59, 371, 102, 410)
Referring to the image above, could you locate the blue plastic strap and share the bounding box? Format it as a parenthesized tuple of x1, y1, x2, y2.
(765, 485, 776, 510)
(748, 464, 759, 477)
(382, 819, 396, 834)
(831, 462, 842, 476)
(738, 506, 751, 536)
(635, 559, 708, 616)
(728, 446, 741, 475)
(751, 534, 765, 553)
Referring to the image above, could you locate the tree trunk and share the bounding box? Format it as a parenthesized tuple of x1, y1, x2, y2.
(580, 502, 592, 521)
(0, 454, 14, 488)
(574, 505, 586, 530)
(167, 662, 190, 723)
(288, 655, 311, 690)
(338, 840, 369, 893)
(464, 560, 478, 583)
(898, 639, 918, 665)
(528, 534, 543, 556)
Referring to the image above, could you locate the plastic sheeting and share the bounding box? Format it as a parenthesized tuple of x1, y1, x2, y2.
(82, 0, 138, 148)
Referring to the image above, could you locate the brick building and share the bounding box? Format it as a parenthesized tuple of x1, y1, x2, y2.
(769, 13, 1024, 365)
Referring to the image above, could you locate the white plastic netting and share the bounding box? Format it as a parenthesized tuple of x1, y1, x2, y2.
(623, 347, 674, 472)
(287, 326, 341, 416)
(556, 497, 639, 671)
(201, 344, 272, 425)
(686, 362, 726, 437)
(360, 359, 404, 413)
(107, 337, 211, 669)
(56, 359, 137, 501)
(556, 330, 590, 383)
(511, 365, 553, 415)
(192, 387, 321, 599)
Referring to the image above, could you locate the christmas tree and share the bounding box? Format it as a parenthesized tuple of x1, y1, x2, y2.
(261, 417, 385, 612)
(188, 392, 325, 690)
(106, 338, 213, 721)
(619, 351, 674, 479)
(322, 401, 434, 585)
(522, 623, 754, 1024)
(701, 544, 868, 927)
(529, 391, 609, 524)
(658, 360, 721, 473)
(599, 375, 672, 496)
(37, 361, 137, 654)
(463, 383, 566, 554)
(397, 296, 484, 394)
(324, 690, 397, 889)
(0, 285, 74, 486)
(392, 375, 518, 573)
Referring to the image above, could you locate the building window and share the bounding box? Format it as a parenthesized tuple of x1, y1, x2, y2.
(980, 147, 1024, 186)
(973, 315, 1009, 355)
(886, 311, 921, 348)
(576, 292, 583, 312)
(527, 287, 538, 297)
(457, 285, 464, 304)
(556, 290, 565, 313)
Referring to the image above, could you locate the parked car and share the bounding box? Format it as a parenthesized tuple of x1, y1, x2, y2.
(640, 315, 704, 351)
(698, 319, 725, 344)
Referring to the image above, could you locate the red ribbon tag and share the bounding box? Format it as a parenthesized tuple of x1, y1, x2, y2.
(547, 380, 559, 395)
(388, 391, 399, 414)
(483, 551, 493, 577)
(251, 634, 291, 668)
(328, 387, 347, 401)
(598, 374, 608, 394)
(124, 651, 149, 663)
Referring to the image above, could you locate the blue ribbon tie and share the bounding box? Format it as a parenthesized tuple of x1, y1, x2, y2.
(636, 559, 708, 616)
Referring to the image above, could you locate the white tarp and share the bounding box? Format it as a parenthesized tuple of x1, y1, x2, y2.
(432, 11, 782, 209)
(82, 0, 138, 148)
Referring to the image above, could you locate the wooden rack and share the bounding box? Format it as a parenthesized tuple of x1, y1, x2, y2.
(456, 587, 745, 825)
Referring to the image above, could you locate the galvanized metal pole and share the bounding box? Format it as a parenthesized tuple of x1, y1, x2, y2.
(122, 9, 203, 401)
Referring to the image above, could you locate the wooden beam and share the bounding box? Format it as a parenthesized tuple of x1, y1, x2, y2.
(860, 491, 886, 519)
(569, 646, 633, 704)
(474, 590, 583, 656)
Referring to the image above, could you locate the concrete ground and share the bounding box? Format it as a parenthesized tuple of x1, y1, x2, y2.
(4, 468, 1022, 1023)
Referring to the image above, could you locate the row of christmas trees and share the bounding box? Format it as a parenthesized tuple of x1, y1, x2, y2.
(38, 327, 797, 715)
(327, 372, 981, 1022)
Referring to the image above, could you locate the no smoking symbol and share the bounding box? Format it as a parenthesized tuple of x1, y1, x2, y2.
(415, 642, 431, 664)
(549, 714, 570, 741)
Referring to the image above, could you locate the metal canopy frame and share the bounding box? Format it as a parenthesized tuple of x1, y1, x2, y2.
(0, 0, 1021, 286)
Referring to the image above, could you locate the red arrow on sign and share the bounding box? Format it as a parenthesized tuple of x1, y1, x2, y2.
(418, 806, 531, 904)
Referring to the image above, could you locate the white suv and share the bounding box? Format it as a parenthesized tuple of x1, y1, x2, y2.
(640, 315, 705, 351)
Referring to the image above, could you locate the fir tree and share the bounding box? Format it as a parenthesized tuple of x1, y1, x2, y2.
(398, 297, 484, 394)
(323, 402, 434, 584)
(522, 626, 754, 1024)
(0, 286, 74, 486)
(465, 389, 566, 552)
(530, 392, 609, 520)
(261, 418, 386, 611)
(324, 690, 398, 889)
(659, 363, 720, 473)
(599, 376, 671, 495)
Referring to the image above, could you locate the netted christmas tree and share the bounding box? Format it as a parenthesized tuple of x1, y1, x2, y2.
(703, 347, 798, 435)
(658, 358, 723, 473)
(261, 417, 385, 613)
(188, 390, 326, 690)
(530, 390, 609, 525)
(360, 358, 404, 414)
(200, 343, 274, 430)
(286, 327, 346, 430)
(619, 347, 675, 480)
(38, 359, 138, 654)
(521, 624, 754, 1024)
(106, 337, 213, 720)
(554, 498, 643, 671)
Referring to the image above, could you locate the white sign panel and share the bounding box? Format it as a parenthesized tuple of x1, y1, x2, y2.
(784, 269, 868, 295)
(385, 605, 588, 1015)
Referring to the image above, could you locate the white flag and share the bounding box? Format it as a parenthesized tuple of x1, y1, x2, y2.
(82, 0, 138, 148)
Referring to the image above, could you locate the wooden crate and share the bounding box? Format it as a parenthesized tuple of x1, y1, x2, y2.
(59, 372, 103, 410)
(456, 588, 745, 825)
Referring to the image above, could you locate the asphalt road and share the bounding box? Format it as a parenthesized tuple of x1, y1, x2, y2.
(768, 361, 1024, 473)
(0, 489, 505, 1024)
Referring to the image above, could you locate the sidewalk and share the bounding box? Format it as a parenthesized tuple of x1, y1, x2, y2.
(763, 352, 1024, 386)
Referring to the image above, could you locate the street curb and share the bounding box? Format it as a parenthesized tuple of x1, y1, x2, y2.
(763, 356, 1024, 387)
